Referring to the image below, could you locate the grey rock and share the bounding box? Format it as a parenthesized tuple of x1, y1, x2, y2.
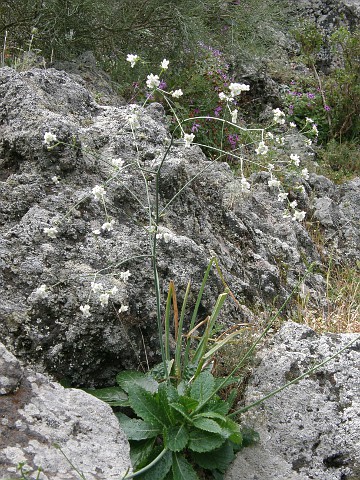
(0, 66, 359, 385)
(0, 342, 131, 480)
(226, 322, 360, 480)
(0, 343, 23, 395)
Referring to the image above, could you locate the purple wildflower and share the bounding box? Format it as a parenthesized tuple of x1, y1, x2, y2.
(307, 93, 315, 99)
(324, 105, 331, 111)
(159, 80, 167, 89)
(191, 123, 201, 133)
(214, 105, 222, 117)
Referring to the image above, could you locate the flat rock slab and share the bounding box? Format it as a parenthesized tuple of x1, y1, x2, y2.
(0, 343, 131, 480)
(226, 322, 360, 480)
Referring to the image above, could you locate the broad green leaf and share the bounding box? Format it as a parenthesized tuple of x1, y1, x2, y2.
(172, 452, 199, 480)
(128, 385, 166, 428)
(192, 417, 223, 435)
(116, 370, 159, 394)
(188, 429, 225, 453)
(191, 441, 235, 473)
(178, 395, 199, 412)
(170, 403, 193, 423)
(216, 417, 242, 445)
(115, 413, 161, 440)
(164, 424, 189, 452)
(190, 371, 215, 403)
(129, 439, 155, 470)
(214, 376, 242, 390)
(83, 387, 129, 407)
(201, 399, 229, 415)
(137, 449, 172, 480)
(241, 427, 260, 447)
(158, 384, 181, 425)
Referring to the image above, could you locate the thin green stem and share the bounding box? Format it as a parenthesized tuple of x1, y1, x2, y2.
(123, 448, 168, 479)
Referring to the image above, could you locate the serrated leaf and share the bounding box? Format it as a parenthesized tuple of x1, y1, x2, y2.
(170, 403, 193, 423)
(158, 383, 180, 424)
(201, 399, 229, 415)
(172, 452, 199, 480)
(116, 370, 159, 394)
(115, 413, 161, 440)
(179, 395, 199, 412)
(191, 441, 235, 473)
(137, 449, 172, 480)
(164, 424, 189, 452)
(129, 439, 155, 470)
(241, 427, 260, 447)
(128, 385, 167, 428)
(83, 387, 129, 406)
(188, 429, 225, 453)
(190, 371, 215, 403)
(192, 417, 223, 435)
(215, 417, 242, 445)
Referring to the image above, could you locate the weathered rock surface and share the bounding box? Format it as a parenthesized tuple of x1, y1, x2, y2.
(226, 322, 360, 480)
(0, 342, 131, 480)
(0, 66, 359, 385)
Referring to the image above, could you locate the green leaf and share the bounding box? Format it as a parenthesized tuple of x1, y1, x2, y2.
(83, 387, 129, 407)
(191, 441, 235, 473)
(116, 413, 161, 440)
(129, 439, 155, 470)
(172, 452, 199, 480)
(116, 370, 159, 394)
(178, 395, 199, 412)
(241, 427, 260, 447)
(164, 424, 189, 452)
(188, 429, 225, 453)
(128, 385, 167, 429)
(215, 417, 242, 445)
(192, 417, 223, 435)
(170, 403, 193, 423)
(190, 371, 215, 403)
(158, 383, 181, 424)
(137, 449, 172, 480)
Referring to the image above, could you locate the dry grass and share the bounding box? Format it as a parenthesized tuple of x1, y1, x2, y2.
(295, 264, 360, 334)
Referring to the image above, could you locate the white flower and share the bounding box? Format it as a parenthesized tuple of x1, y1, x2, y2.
(240, 176, 251, 191)
(266, 132, 274, 140)
(80, 304, 91, 317)
(275, 137, 285, 145)
(219, 92, 230, 102)
(44, 227, 58, 238)
(273, 108, 286, 125)
(101, 219, 115, 232)
(289, 200, 298, 209)
(229, 82, 250, 97)
(92, 185, 106, 201)
(110, 286, 118, 295)
(312, 124, 319, 135)
(297, 185, 306, 194)
(301, 168, 309, 180)
(43, 132, 57, 145)
(268, 163, 274, 171)
(92, 229, 101, 235)
(268, 178, 281, 188)
(293, 210, 306, 222)
(127, 113, 140, 129)
(290, 121, 296, 128)
(171, 89, 183, 98)
(290, 154, 300, 166)
(184, 133, 195, 148)
(146, 73, 160, 89)
(34, 284, 48, 299)
(126, 54, 139, 68)
(112, 158, 124, 169)
(120, 270, 131, 282)
(305, 138, 312, 146)
(91, 282, 103, 293)
(52, 176, 59, 184)
(255, 141, 269, 155)
(305, 117, 314, 124)
(160, 59, 169, 70)
(99, 293, 110, 307)
(231, 109, 238, 123)
(278, 192, 288, 202)
(119, 304, 129, 313)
